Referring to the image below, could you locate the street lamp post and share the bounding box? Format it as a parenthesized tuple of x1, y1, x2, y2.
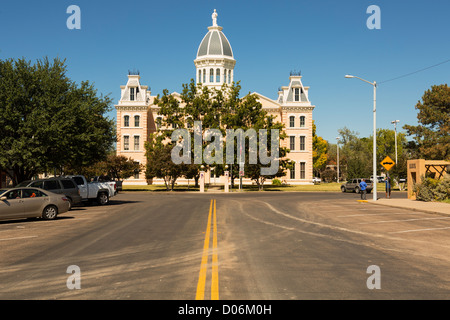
(336, 137, 340, 183)
(345, 75, 377, 201)
(391, 120, 400, 166)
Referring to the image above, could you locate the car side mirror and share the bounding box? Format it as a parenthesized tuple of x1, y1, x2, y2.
(0, 196, 6, 201)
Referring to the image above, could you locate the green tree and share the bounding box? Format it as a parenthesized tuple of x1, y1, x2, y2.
(312, 121, 328, 177)
(337, 127, 372, 180)
(368, 128, 407, 181)
(404, 84, 450, 160)
(145, 134, 187, 191)
(150, 79, 288, 190)
(0, 57, 115, 184)
(102, 154, 143, 181)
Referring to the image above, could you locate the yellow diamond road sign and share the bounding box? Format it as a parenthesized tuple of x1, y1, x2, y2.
(381, 156, 395, 171)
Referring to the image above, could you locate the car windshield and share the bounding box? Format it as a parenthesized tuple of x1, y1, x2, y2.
(15, 180, 31, 187)
(0, 189, 8, 196)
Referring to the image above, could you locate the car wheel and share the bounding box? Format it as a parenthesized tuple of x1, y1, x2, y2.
(67, 197, 73, 210)
(97, 192, 109, 205)
(355, 187, 360, 194)
(42, 205, 58, 220)
(341, 186, 346, 193)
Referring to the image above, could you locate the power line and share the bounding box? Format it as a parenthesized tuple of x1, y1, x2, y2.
(378, 58, 450, 85)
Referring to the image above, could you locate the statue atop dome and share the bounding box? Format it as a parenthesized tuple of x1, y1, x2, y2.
(212, 9, 218, 27)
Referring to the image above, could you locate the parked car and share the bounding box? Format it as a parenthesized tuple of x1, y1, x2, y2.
(92, 175, 122, 192)
(341, 178, 373, 193)
(0, 187, 70, 221)
(312, 177, 322, 184)
(65, 175, 116, 205)
(370, 175, 385, 183)
(16, 177, 82, 210)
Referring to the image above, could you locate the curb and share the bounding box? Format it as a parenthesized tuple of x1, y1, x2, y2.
(365, 200, 450, 216)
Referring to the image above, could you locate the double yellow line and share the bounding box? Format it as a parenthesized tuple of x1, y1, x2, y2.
(196, 199, 219, 300)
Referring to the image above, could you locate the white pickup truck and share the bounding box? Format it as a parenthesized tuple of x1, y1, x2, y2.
(66, 175, 116, 205)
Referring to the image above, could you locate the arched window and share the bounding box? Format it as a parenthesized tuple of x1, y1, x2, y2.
(228, 70, 231, 84)
(210, 69, 214, 83)
(198, 70, 201, 83)
(134, 115, 140, 127)
(289, 116, 295, 128)
(300, 116, 306, 127)
(203, 69, 206, 83)
(124, 115, 130, 127)
(216, 69, 220, 83)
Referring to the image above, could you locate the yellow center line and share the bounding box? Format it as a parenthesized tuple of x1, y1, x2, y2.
(195, 199, 219, 300)
(211, 199, 219, 300)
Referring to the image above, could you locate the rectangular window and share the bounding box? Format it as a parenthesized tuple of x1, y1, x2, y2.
(300, 136, 306, 151)
(210, 69, 214, 83)
(156, 117, 162, 130)
(134, 162, 140, 179)
(61, 179, 76, 189)
(289, 116, 295, 128)
(300, 116, 305, 127)
(290, 136, 295, 150)
(130, 87, 135, 101)
(43, 180, 60, 190)
(300, 162, 306, 179)
(134, 136, 140, 151)
(290, 163, 296, 179)
(216, 69, 220, 83)
(124, 115, 129, 127)
(134, 115, 140, 127)
(294, 88, 300, 102)
(124, 136, 129, 151)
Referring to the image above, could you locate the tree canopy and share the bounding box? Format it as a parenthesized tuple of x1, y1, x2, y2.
(0, 57, 116, 184)
(145, 80, 288, 190)
(403, 84, 450, 160)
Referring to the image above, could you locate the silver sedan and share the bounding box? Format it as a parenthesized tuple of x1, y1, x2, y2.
(0, 187, 70, 221)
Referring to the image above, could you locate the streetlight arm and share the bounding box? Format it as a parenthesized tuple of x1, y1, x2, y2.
(345, 75, 376, 86)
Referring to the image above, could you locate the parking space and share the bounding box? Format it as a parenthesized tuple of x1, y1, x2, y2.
(0, 199, 121, 266)
(311, 199, 450, 235)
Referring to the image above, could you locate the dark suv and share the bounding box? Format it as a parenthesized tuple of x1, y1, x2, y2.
(16, 177, 82, 209)
(341, 178, 373, 194)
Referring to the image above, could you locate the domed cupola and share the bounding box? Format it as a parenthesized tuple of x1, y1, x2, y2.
(194, 10, 236, 90)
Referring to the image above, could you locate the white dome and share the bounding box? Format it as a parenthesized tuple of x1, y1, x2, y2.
(196, 10, 234, 59)
(197, 29, 233, 58)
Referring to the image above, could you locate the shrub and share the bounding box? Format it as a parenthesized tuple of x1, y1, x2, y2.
(414, 177, 450, 202)
(272, 178, 282, 186)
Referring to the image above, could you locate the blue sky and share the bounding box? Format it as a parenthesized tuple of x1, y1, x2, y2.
(1, 0, 449, 144)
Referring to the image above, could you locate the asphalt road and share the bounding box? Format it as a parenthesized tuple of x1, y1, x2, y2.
(0, 190, 449, 300)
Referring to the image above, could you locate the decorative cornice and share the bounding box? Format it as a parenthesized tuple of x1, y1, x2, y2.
(115, 105, 149, 111)
(281, 105, 315, 112)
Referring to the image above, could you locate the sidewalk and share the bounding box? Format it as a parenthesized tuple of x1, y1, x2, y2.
(366, 198, 450, 216)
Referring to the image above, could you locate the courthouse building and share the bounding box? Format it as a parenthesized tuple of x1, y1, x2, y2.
(115, 10, 316, 185)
